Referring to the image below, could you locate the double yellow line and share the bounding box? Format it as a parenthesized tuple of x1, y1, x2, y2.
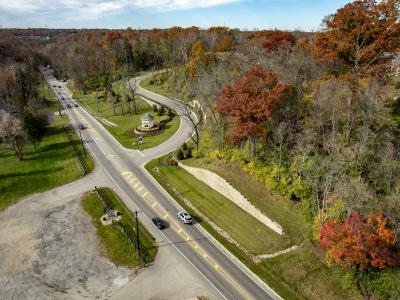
(121, 171, 251, 300)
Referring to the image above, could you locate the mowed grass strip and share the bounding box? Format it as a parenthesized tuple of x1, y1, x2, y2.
(0, 115, 94, 211)
(68, 80, 180, 150)
(146, 158, 292, 255)
(82, 188, 156, 267)
(146, 157, 358, 300)
(183, 158, 309, 245)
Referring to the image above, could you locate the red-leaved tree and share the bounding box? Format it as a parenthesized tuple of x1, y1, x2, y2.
(320, 212, 398, 271)
(262, 31, 296, 51)
(216, 65, 290, 156)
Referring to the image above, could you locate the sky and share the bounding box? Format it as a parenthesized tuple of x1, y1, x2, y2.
(0, 0, 352, 31)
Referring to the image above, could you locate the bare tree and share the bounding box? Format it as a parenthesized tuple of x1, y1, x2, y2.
(179, 104, 202, 150)
(127, 79, 139, 114)
(0, 110, 26, 160)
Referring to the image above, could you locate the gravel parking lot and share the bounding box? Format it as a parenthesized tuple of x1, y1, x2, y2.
(0, 173, 133, 300)
(0, 171, 220, 300)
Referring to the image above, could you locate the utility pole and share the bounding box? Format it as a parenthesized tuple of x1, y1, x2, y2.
(135, 211, 141, 261)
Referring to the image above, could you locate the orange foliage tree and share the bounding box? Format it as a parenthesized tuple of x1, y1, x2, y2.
(215, 35, 233, 52)
(315, 0, 400, 70)
(216, 65, 291, 156)
(186, 41, 207, 79)
(320, 212, 398, 271)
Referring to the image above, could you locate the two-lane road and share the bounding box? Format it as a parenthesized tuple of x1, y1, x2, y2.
(41, 68, 281, 300)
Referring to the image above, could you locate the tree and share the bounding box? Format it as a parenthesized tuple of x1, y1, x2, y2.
(23, 112, 47, 150)
(127, 79, 138, 114)
(320, 212, 398, 271)
(215, 35, 233, 52)
(262, 31, 296, 51)
(179, 103, 202, 151)
(315, 0, 400, 72)
(216, 64, 291, 157)
(0, 110, 26, 160)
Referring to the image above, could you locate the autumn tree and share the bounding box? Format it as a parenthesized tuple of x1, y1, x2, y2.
(320, 212, 398, 271)
(215, 35, 233, 52)
(315, 0, 400, 72)
(216, 65, 291, 157)
(186, 41, 207, 79)
(262, 31, 296, 51)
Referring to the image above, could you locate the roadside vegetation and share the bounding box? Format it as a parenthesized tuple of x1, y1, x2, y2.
(146, 155, 356, 300)
(82, 187, 157, 267)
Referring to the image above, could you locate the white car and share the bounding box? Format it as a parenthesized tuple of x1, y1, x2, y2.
(177, 211, 193, 224)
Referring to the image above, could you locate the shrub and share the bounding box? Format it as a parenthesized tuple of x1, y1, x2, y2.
(167, 156, 178, 166)
(176, 149, 184, 160)
(167, 109, 175, 118)
(185, 148, 192, 159)
(181, 143, 187, 151)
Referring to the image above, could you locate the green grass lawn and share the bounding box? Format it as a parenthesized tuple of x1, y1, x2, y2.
(69, 80, 180, 150)
(146, 157, 295, 255)
(139, 77, 178, 99)
(0, 115, 94, 211)
(145, 155, 360, 300)
(82, 188, 157, 267)
(184, 158, 309, 245)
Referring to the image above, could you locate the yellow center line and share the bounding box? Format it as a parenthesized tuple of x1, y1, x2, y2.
(120, 170, 251, 300)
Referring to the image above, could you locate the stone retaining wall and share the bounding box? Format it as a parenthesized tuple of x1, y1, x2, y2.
(178, 162, 284, 235)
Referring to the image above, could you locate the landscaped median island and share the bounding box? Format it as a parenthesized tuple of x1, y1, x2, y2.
(82, 187, 157, 267)
(145, 155, 358, 300)
(68, 79, 180, 150)
(0, 86, 94, 211)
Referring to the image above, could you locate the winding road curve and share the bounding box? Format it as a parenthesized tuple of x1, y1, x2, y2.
(41, 68, 282, 300)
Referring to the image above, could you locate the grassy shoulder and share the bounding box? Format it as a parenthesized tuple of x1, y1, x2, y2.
(82, 188, 157, 267)
(145, 155, 359, 300)
(68, 80, 180, 150)
(0, 114, 94, 211)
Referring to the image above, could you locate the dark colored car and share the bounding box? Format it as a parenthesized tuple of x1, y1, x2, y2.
(61, 96, 64, 100)
(152, 217, 166, 229)
(66, 104, 71, 108)
(74, 103, 79, 107)
(58, 86, 62, 88)
(78, 123, 85, 130)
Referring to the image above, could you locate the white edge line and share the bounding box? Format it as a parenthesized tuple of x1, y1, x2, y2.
(140, 165, 283, 300)
(101, 166, 228, 300)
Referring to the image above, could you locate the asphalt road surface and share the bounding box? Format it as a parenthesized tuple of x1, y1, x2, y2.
(41, 68, 282, 300)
